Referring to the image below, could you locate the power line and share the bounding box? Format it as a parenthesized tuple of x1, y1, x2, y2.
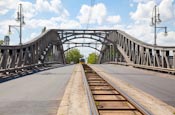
(82, 0, 95, 57)
(86, 0, 95, 29)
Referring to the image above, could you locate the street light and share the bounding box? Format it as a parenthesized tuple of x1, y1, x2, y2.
(8, 4, 25, 45)
(9, 25, 20, 35)
(150, 5, 167, 46)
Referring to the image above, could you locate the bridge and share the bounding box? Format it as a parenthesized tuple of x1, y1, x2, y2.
(0, 29, 175, 115)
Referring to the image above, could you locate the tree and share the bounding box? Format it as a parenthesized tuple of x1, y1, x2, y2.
(65, 48, 83, 64)
(87, 52, 99, 64)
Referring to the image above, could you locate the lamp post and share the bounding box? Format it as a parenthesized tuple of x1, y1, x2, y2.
(151, 5, 167, 46)
(9, 4, 25, 45)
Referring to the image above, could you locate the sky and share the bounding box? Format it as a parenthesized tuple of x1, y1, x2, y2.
(0, 0, 175, 57)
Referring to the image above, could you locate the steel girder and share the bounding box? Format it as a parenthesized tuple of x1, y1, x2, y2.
(56, 29, 115, 61)
(1, 28, 175, 70)
(100, 30, 175, 69)
(0, 30, 65, 70)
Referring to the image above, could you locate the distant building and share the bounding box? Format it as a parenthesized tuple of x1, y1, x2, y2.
(4, 35, 10, 45)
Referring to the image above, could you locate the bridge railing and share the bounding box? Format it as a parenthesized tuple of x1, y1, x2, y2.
(100, 30, 175, 70)
(0, 30, 64, 71)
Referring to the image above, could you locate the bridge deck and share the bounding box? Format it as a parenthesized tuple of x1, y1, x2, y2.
(91, 64, 175, 107)
(0, 65, 75, 115)
(0, 64, 175, 115)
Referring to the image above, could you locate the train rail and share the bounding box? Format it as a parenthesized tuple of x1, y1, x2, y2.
(82, 64, 150, 115)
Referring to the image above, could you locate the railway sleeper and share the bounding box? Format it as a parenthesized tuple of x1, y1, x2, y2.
(82, 64, 148, 115)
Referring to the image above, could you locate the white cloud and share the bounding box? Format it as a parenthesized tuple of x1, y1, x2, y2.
(27, 18, 59, 29)
(130, 0, 175, 22)
(24, 32, 39, 43)
(107, 16, 121, 24)
(0, 19, 19, 35)
(0, 0, 70, 35)
(60, 20, 82, 29)
(1, 0, 174, 48)
(132, 0, 150, 3)
(157, 31, 175, 46)
(159, 0, 174, 21)
(77, 3, 122, 26)
(21, 1, 37, 19)
(130, 1, 155, 21)
(132, 0, 161, 4)
(0, 9, 8, 15)
(121, 22, 153, 44)
(35, 0, 69, 17)
(127, 0, 175, 46)
(0, 0, 69, 19)
(0, 1, 36, 19)
(77, 3, 107, 25)
(0, 0, 19, 15)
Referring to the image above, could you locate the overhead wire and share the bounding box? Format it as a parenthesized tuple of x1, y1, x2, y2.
(82, 0, 95, 58)
(86, 0, 95, 29)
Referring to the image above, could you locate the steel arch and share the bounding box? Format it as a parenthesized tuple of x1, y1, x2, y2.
(64, 45, 102, 53)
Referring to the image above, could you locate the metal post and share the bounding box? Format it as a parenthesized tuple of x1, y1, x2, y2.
(151, 5, 167, 46)
(19, 4, 22, 45)
(8, 4, 25, 45)
(154, 5, 157, 46)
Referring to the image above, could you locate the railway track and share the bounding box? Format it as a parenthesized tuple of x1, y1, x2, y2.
(82, 64, 149, 115)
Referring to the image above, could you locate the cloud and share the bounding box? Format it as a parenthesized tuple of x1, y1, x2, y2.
(0, 19, 19, 35)
(1, 0, 174, 49)
(77, 3, 122, 25)
(157, 31, 175, 46)
(77, 3, 107, 25)
(107, 16, 121, 24)
(132, 0, 150, 3)
(22, 0, 69, 19)
(0, 9, 8, 15)
(26, 18, 59, 29)
(130, 1, 155, 21)
(159, 0, 174, 21)
(0, 0, 70, 36)
(0, 0, 19, 15)
(23, 32, 39, 43)
(0, 0, 69, 19)
(130, 0, 175, 22)
(132, 0, 161, 4)
(60, 20, 82, 29)
(19, 1, 37, 19)
(127, 0, 175, 46)
(35, 0, 69, 17)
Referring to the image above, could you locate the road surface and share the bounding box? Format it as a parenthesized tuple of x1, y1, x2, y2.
(0, 65, 75, 115)
(92, 64, 175, 107)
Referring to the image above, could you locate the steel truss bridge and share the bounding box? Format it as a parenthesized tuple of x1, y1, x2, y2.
(0, 29, 175, 75)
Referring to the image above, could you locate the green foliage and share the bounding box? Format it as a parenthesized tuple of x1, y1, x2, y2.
(65, 48, 83, 64)
(0, 40, 4, 45)
(87, 52, 99, 64)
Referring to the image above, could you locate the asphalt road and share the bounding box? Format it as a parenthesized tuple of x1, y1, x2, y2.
(0, 65, 75, 115)
(92, 64, 175, 107)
